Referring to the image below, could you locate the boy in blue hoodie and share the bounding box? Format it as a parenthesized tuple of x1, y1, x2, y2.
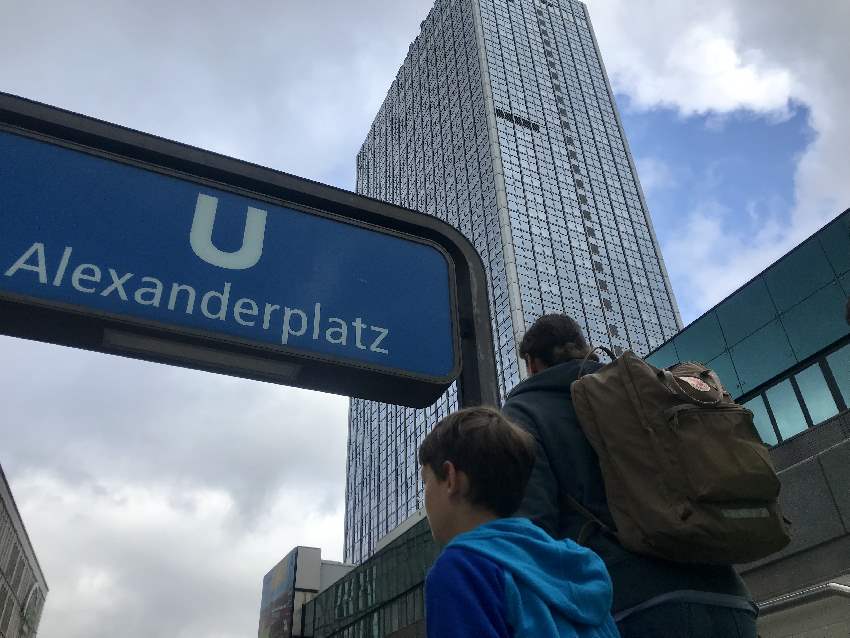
(419, 406, 620, 638)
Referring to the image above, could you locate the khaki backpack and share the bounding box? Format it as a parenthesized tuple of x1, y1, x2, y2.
(569, 348, 791, 565)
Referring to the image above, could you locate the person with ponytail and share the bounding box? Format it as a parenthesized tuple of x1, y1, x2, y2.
(502, 314, 756, 638)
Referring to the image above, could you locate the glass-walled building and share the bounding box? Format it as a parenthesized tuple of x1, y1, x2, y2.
(646, 209, 850, 447)
(346, 0, 681, 564)
(0, 465, 47, 638)
(303, 518, 436, 638)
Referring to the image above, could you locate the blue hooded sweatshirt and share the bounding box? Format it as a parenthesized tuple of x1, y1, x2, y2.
(425, 518, 620, 638)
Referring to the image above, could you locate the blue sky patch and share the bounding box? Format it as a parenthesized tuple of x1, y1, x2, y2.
(617, 95, 815, 321)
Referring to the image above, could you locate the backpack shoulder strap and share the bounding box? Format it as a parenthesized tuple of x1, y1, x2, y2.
(577, 345, 615, 377)
(561, 492, 616, 545)
(569, 346, 616, 545)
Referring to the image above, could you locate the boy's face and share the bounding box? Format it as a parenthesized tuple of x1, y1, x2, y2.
(421, 462, 456, 545)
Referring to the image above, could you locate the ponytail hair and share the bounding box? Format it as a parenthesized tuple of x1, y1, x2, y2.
(518, 314, 596, 367)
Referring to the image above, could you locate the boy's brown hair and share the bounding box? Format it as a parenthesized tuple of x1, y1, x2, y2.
(418, 407, 536, 517)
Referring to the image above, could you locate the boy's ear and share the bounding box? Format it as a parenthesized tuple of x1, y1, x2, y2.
(442, 461, 467, 498)
(442, 461, 457, 493)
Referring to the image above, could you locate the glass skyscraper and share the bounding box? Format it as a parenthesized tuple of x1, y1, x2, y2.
(345, 0, 681, 563)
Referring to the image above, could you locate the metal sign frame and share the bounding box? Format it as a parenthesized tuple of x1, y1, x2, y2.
(0, 93, 499, 409)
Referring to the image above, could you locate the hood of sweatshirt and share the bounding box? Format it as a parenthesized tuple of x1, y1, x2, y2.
(448, 518, 618, 637)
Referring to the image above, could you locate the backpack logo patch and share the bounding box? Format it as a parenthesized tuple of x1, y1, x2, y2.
(679, 376, 712, 392)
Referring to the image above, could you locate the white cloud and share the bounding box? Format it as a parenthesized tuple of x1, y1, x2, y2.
(0, 0, 432, 187)
(587, 2, 793, 116)
(586, 0, 850, 318)
(0, 337, 350, 638)
(662, 200, 792, 317)
(635, 157, 676, 195)
(15, 470, 343, 638)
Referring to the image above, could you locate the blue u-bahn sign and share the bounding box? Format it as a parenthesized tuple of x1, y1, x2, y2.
(0, 130, 454, 378)
(0, 93, 498, 408)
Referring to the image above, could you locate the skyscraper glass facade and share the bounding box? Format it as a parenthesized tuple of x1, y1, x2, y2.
(346, 0, 681, 563)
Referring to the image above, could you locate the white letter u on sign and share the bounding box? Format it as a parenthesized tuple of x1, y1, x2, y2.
(190, 193, 268, 270)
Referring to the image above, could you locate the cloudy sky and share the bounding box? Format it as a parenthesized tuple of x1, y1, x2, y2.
(0, 1, 848, 636)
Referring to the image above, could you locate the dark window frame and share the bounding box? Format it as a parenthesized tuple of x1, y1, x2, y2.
(739, 335, 850, 446)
